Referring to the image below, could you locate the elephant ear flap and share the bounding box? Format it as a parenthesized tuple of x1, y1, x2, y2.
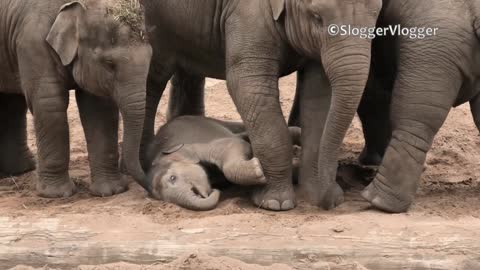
(160, 144, 201, 164)
(270, 0, 286, 21)
(46, 1, 86, 66)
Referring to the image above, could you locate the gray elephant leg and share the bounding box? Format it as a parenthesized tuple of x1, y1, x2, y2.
(76, 90, 128, 197)
(27, 81, 74, 197)
(0, 93, 35, 176)
(470, 93, 480, 131)
(297, 62, 343, 209)
(226, 58, 294, 211)
(288, 88, 301, 127)
(357, 80, 392, 166)
(362, 52, 462, 213)
(203, 138, 266, 186)
(141, 57, 175, 168)
(167, 69, 206, 121)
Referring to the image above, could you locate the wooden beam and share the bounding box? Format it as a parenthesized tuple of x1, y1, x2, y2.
(1, 214, 479, 269)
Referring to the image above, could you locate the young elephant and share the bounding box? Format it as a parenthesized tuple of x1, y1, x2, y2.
(0, 0, 151, 197)
(145, 116, 302, 211)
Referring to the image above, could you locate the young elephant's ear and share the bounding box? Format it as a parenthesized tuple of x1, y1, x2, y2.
(46, 2, 86, 66)
(162, 144, 185, 155)
(270, 0, 286, 21)
(159, 144, 201, 164)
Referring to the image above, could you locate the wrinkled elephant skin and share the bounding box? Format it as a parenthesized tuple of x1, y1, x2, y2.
(0, 0, 151, 197)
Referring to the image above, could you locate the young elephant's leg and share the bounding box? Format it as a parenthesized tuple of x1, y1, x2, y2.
(357, 78, 392, 166)
(362, 44, 462, 213)
(0, 93, 35, 176)
(76, 91, 128, 197)
(167, 69, 206, 121)
(204, 137, 266, 186)
(26, 81, 74, 198)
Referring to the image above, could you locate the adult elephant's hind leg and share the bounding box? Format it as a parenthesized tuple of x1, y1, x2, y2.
(76, 90, 128, 197)
(469, 93, 480, 131)
(362, 50, 461, 213)
(0, 93, 35, 176)
(357, 78, 392, 166)
(226, 59, 294, 211)
(167, 69, 206, 121)
(140, 58, 174, 169)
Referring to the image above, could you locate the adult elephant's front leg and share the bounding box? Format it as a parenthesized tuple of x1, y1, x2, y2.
(297, 62, 344, 209)
(26, 80, 74, 197)
(76, 91, 128, 197)
(226, 62, 295, 211)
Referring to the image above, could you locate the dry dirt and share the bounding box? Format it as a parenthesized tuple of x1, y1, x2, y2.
(1, 74, 480, 269)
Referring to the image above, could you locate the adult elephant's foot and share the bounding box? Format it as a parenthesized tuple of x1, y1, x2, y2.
(36, 176, 76, 198)
(361, 178, 412, 213)
(90, 174, 129, 197)
(318, 182, 345, 210)
(252, 184, 296, 211)
(0, 149, 36, 176)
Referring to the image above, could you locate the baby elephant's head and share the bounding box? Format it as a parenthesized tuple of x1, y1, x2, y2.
(147, 145, 220, 211)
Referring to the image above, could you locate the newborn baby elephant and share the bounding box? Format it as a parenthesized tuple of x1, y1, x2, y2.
(145, 116, 300, 211)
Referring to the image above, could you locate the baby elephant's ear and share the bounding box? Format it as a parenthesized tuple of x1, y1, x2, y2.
(46, 1, 86, 66)
(162, 144, 185, 155)
(160, 144, 201, 164)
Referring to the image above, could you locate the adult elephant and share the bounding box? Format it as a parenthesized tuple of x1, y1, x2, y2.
(357, 0, 480, 213)
(140, 0, 382, 210)
(0, 0, 151, 197)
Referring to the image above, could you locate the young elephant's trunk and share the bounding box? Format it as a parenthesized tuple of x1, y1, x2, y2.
(115, 85, 149, 191)
(170, 189, 221, 211)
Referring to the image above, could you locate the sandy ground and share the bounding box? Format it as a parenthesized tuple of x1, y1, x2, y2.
(1, 74, 480, 269)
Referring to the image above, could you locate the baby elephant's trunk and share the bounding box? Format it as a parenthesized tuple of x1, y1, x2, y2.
(171, 189, 221, 211)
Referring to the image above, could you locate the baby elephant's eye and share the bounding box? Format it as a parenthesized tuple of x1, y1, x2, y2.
(169, 175, 177, 184)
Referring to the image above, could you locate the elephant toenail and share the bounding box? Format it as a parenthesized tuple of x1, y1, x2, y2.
(281, 200, 295, 210)
(266, 200, 281, 211)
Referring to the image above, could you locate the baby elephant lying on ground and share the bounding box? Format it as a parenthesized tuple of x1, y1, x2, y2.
(145, 116, 301, 211)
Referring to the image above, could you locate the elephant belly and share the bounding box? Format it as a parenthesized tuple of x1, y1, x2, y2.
(455, 79, 480, 107)
(177, 53, 227, 80)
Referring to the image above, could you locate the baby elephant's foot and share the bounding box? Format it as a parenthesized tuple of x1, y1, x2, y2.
(36, 176, 76, 198)
(90, 175, 129, 197)
(361, 178, 413, 213)
(252, 184, 296, 211)
(247, 158, 267, 184)
(224, 158, 266, 186)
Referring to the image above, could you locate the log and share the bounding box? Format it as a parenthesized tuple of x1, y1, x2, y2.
(1, 213, 480, 269)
